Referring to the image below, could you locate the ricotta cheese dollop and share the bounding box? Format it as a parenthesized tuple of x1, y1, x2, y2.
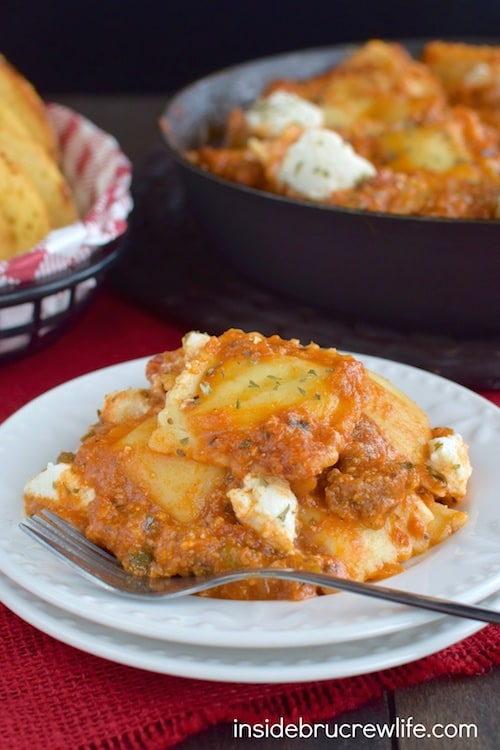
(227, 472, 298, 553)
(428, 433, 472, 498)
(279, 128, 376, 200)
(24, 461, 68, 502)
(245, 90, 325, 136)
(24, 461, 96, 509)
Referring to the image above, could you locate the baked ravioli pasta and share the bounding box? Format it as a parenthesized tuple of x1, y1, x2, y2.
(24, 330, 471, 600)
(187, 39, 500, 219)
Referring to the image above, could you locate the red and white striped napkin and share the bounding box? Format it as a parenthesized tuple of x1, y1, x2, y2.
(0, 103, 132, 288)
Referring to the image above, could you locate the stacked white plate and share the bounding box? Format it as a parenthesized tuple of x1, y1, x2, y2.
(1, 354, 499, 683)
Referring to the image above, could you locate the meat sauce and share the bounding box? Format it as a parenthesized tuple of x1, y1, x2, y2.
(73, 418, 348, 600)
(24, 329, 469, 601)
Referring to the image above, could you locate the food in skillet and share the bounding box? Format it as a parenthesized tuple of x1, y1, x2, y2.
(187, 39, 500, 219)
(23, 329, 471, 601)
(422, 40, 500, 132)
(0, 54, 78, 260)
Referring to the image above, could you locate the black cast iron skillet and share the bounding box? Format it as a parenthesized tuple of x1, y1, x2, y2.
(160, 39, 500, 338)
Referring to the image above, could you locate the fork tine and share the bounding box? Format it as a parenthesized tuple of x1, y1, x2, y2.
(18, 514, 500, 623)
(37, 510, 121, 566)
(19, 513, 133, 592)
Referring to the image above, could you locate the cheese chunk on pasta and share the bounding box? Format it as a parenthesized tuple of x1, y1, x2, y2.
(245, 90, 325, 136)
(228, 472, 298, 553)
(428, 432, 472, 498)
(278, 128, 376, 199)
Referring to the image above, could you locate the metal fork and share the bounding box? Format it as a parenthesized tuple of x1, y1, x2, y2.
(19, 510, 500, 625)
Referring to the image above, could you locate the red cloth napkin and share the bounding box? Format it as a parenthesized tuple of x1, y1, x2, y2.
(1, 604, 498, 750)
(1, 288, 499, 750)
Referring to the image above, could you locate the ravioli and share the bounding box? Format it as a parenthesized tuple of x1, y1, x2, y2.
(24, 329, 470, 600)
(149, 329, 368, 480)
(187, 39, 500, 219)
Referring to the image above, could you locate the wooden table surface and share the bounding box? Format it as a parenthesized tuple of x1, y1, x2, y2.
(52, 93, 499, 750)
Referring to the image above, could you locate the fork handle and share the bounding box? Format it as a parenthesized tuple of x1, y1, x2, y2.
(186, 569, 500, 626)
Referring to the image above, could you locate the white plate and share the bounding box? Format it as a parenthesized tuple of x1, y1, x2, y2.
(1, 571, 495, 683)
(0, 355, 499, 649)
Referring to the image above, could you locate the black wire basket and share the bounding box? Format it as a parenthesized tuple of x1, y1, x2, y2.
(0, 239, 124, 364)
